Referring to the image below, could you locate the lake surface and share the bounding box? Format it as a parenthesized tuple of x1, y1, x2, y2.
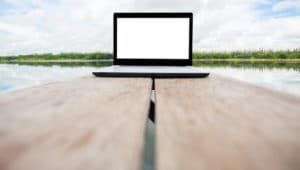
(0, 61, 299, 96)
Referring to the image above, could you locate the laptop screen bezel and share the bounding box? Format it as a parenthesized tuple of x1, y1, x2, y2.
(114, 12, 193, 66)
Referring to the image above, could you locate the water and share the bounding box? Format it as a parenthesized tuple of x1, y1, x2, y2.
(0, 64, 92, 92)
(198, 67, 300, 96)
(0, 62, 299, 96)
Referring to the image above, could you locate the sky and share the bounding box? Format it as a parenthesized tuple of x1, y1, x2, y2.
(0, 0, 300, 56)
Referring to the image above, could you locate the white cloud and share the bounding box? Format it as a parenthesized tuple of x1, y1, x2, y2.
(0, 0, 300, 55)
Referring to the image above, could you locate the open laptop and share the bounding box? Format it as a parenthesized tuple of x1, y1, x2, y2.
(93, 12, 209, 78)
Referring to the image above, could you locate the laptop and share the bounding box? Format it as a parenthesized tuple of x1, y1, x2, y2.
(93, 12, 209, 78)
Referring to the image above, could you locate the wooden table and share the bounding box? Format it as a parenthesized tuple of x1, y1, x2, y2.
(155, 75, 300, 170)
(1, 75, 300, 170)
(0, 76, 152, 170)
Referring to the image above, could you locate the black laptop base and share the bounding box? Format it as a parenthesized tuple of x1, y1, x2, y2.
(92, 72, 209, 78)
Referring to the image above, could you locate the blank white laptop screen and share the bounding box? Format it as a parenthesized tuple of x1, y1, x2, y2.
(117, 18, 190, 59)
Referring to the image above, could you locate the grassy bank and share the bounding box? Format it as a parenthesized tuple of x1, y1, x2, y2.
(0, 52, 113, 61)
(1, 50, 300, 62)
(193, 60, 300, 70)
(193, 50, 300, 59)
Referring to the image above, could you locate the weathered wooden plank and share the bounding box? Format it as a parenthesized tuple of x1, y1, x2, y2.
(155, 75, 300, 170)
(0, 76, 152, 170)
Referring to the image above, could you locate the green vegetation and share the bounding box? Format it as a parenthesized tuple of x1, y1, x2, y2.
(5, 61, 113, 68)
(0, 50, 299, 71)
(193, 49, 300, 60)
(0, 52, 112, 61)
(0, 49, 300, 62)
(193, 61, 300, 71)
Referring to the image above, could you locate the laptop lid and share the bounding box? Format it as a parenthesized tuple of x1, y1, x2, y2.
(114, 12, 193, 66)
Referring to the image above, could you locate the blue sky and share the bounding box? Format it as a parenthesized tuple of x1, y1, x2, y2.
(255, 0, 300, 18)
(0, 0, 299, 55)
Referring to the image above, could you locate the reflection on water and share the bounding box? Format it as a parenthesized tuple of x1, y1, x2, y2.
(198, 67, 300, 96)
(0, 64, 96, 92)
(3, 60, 300, 70)
(0, 61, 299, 96)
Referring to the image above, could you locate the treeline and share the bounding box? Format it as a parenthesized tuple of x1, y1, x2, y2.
(0, 52, 112, 61)
(193, 49, 300, 59)
(0, 49, 300, 61)
(8, 61, 113, 68)
(193, 61, 300, 70)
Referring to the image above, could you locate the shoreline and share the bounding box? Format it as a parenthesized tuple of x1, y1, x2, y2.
(0, 58, 300, 63)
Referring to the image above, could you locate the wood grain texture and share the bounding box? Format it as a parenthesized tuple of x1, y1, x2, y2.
(155, 75, 300, 170)
(0, 76, 152, 170)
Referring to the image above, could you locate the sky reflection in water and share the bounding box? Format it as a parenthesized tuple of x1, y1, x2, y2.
(0, 64, 299, 96)
(0, 64, 95, 92)
(198, 67, 300, 96)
